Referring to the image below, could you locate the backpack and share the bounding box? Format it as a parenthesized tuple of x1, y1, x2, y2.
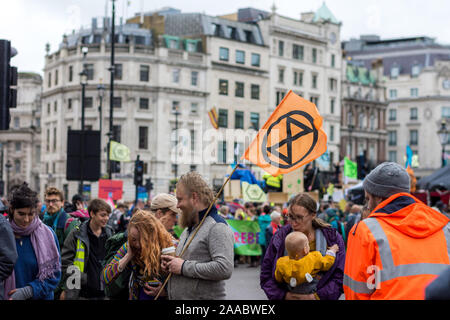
(328, 216, 346, 244)
(103, 231, 130, 300)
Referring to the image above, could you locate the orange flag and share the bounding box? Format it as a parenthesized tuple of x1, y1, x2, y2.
(242, 90, 327, 176)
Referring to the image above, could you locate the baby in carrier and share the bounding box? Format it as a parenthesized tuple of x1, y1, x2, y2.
(275, 231, 339, 294)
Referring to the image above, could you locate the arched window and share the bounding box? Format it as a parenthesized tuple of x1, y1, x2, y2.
(370, 113, 376, 130)
(359, 112, 365, 129)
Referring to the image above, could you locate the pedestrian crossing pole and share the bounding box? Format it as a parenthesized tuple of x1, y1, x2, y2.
(155, 163, 240, 300)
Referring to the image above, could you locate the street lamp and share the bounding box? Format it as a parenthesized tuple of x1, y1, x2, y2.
(437, 120, 448, 167)
(78, 46, 88, 195)
(348, 124, 354, 160)
(174, 105, 181, 180)
(97, 83, 105, 176)
(5, 160, 12, 193)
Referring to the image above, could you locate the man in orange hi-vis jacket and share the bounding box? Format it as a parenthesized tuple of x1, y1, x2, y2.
(242, 90, 327, 176)
(344, 162, 450, 300)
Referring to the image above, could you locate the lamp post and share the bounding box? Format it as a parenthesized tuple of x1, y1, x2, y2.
(437, 120, 448, 167)
(97, 83, 105, 175)
(78, 46, 88, 195)
(5, 160, 11, 193)
(174, 105, 181, 180)
(107, 0, 116, 180)
(348, 124, 354, 160)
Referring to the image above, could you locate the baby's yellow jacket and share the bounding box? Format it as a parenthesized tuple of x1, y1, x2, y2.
(275, 251, 335, 285)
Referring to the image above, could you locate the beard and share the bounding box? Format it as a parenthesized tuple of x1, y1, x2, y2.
(179, 208, 199, 229)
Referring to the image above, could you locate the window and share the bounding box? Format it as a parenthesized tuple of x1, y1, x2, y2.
(227, 26, 237, 40)
(191, 71, 198, 86)
(69, 66, 73, 82)
(54, 101, 57, 112)
(329, 78, 337, 91)
(312, 74, 318, 89)
(218, 141, 227, 163)
(219, 79, 228, 95)
(442, 106, 450, 119)
(140, 65, 149, 82)
(312, 48, 317, 63)
(278, 68, 285, 83)
(251, 53, 260, 67)
(410, 107, 418, 120)
(14, 117, 19, 128)
(235, 50, 245, 64)
(347, 112, 354, 126)
(172, 68, 180, 83)
(293, 44, 304, 60)
(139, 98, 149, 110)
(411, 88, 419, 97)
(235, 111, 244, 129)
(168, 39, 178, 49)
(244, 30, 253, 43)
(14, 160, 21, 174)
(85, 97, 93, 108)
(331, 54, 335, 67)
(218, 109, 228, 128)
(370, 114, 376, 130)
(330, 125, 335, 142)
(85, 64, 94, 80)
(388, 151, 397, 163)
(53, 127, 57, 151)
(48, 72, 51, 88)
(250, 112, 259, 130)
(55, 70, 58, 86)
(310, 96, 319, 108)
(186, 41, 197, 52)
(114, 64, 122, 80)
(46, 129, 50, 151)
(411, 65, 420, 77)
(298, 72, 303, 86)
(113, 97, 121, 108)
(235, 82, 244, 98)
(190, 130, 195, 152)
(358, 113, 365, 129)
(410, 130, 418, 145)
(389, 89, 397, 99)
(389, 109, 397, 121)
(139, 126, 148, 149)
(388, 131, 397, 146)
(278, 41, 284, 57)
(251, 84, 260, 100)
(234, 142, 244, 163)
(112, 125, 121, 142)
(391, 66, 399, 79)
(219, 47, 229, 61)
(190, 103, 198, 115)
(15, 142, 21, 151)
(68, 98, 72, 110)
(212, 23, 221, 36)
(293, 71, 298, 86)
(330, 99, 335, 114)
(276, 90, 286, 105)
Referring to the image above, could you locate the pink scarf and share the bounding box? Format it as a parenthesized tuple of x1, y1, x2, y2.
(4, 216, 61, 299)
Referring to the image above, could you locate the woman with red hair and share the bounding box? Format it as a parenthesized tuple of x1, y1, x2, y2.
(102, 209, 173, 300)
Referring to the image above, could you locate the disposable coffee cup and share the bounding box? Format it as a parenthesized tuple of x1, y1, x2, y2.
(162, 246, 176, 257)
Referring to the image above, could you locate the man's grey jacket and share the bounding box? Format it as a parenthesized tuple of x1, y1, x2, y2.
(0, 214, 18, 300)
(168, 206, 234, 300)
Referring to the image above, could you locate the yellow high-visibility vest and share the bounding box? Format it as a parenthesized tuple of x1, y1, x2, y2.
(73, 239, 86, 273)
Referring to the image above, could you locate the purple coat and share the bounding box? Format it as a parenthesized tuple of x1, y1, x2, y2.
(260, 224, 345, 300)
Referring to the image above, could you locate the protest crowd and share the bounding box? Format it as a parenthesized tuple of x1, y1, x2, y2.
(0, 163, 449, 301)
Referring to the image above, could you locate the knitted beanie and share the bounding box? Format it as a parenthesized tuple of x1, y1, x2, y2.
(363, 162, 410, 199)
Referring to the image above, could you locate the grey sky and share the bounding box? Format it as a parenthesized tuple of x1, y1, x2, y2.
(1, 0, 449, 74)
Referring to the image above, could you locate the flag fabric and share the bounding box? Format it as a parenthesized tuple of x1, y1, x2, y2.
(316, 149, 330, 169)
(109, 140, 131, 162)
(405, 145, 413, 168)
(208, 107, 219, 129)
(242, 181, 267, 203)
(242, 90, 327, 176)
(227, 219, 262, 256)
(344, 157, 357, 179)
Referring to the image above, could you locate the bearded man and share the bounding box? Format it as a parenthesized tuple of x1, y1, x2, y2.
(161, 171, 234, 300)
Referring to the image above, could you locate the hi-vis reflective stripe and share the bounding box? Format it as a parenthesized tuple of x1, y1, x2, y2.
(73, 239, 86, 273)
(364, 218, 450, 283)
(444, 222, 450, 258)
(344, 274, 375, 295)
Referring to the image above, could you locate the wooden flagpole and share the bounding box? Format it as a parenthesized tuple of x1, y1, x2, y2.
(155, 163, 241, 300)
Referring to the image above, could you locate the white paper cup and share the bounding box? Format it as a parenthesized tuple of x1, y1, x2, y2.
(162, 246, 176, 257)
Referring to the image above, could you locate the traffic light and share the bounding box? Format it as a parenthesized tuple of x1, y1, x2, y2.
(145, 178, 153, 192)
(134, 158, 144, 186)
(110, 160, 120, 173)
(0, 39, 17, 130)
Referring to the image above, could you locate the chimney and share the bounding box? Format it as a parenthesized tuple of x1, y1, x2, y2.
(301, 12, 314, 23)
(371, 58, 384, 83)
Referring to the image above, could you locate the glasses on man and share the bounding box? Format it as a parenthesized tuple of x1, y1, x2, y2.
(45, 199, 61, 204)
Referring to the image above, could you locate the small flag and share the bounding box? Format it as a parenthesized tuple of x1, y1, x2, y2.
(110, 140, 131, 162)
(405, 145, 413, 168)
(242, 181, 267, 203)
(242, 90, 327, 176)
(344, 157, 357, 179)
(208, 107, 219, 129)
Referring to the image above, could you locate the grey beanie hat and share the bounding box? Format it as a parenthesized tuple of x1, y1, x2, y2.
(363, 162, 410, 199)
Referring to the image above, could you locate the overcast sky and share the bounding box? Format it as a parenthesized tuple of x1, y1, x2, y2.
(1, 0, 449, 75)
